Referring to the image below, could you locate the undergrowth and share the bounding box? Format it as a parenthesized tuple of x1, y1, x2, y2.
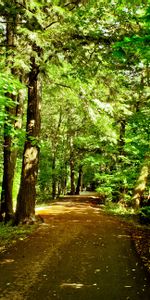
(0, 223, 37, 252)
(104, 202, 135, 215)
(103, 202, 150, 227)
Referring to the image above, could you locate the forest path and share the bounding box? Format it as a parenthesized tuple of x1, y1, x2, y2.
(0, 195, 150, 300)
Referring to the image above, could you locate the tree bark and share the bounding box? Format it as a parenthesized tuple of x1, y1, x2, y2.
(61, 161, 67, 195)
(114, 119, 127, 202)
(52, 154, 56, 199)
(68, 134, 76, 195)
(75, 165, 83, 195)
(0, 17, 20, 222)
(118, 119, 126, 157)
(51, 110, 62, 199)
(0, 134, 14, 221)
(70, 157, 75, 195)
(15, 56, 41, 224)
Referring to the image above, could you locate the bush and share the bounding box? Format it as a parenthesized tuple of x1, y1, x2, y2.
(104, 202, 135, 216)
(96, 186, 112, 202)
(139, 206, 150, 224)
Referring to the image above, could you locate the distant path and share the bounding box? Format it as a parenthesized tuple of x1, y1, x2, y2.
(0, 196, 150, 300)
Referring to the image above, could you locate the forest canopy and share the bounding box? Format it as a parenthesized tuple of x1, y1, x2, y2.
(0, 0, 150, 224)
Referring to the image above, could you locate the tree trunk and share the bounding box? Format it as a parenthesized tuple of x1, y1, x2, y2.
(61, 161, 67, 195)
(51, 110, 62, 199)
(132, 154, 150, 209)
(15, 56, 41, 224)
(52, 155, 56, 199)
(115, 119, 126, 202)
(118, 119, 126, 157)
(75, 165, 83, 195)
(0, 134, 14, 221)
(0, 17, 19, 222)
(1, 82, 24, 221)
(70, 157, 75, 195)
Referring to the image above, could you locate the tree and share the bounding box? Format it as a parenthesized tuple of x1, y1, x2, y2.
(0, 71, 23, 221)
(0, 1, 18, 221)
(0, 0, 150, 225)
(15, 49, 41, 224)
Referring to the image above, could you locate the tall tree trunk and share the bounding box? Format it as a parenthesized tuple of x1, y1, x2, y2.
(15, 56, 41, 224)
(69, 135, 76, 195)
(0, 17, 18, 222)
(75, 165, 83, 195)
(61, 161, 67, 195)
(51, 110, 62, 199)
(0, 132, 14, 221)
(132, 154, 150, 209)
(114, 118, 126, 202)
(70, 157, 75, 195)
(118, 119, 126, 157)
(1, 83, 24, 221)
(52, 154, 56, 200)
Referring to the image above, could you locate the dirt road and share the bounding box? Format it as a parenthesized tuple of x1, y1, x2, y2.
(0, 198, 150, 299)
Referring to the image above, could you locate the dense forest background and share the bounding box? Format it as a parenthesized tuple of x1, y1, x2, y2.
(0, 0, 149, 224)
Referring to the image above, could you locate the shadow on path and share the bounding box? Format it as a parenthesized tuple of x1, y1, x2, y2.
(0, 195, 150, 299)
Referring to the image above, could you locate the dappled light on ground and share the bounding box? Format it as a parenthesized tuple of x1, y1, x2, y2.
(36, 202, 93, 217)
(35, 194, 102, 219)
(60, 283, 84, 289)
(36, 202, 99, 218)
(0, 194, 150, 300)
(0, 258, 15, 265)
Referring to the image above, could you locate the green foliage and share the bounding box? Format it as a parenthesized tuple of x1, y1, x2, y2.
(0, 0, 150, 214)
(0, 223, 36, 248)
(113, 3, 150, 64)
(38, 145, 53, 199)
(96, 186, 112, 201)
(139, 206, 150, 224)
(104, 202, 135, 216)
(0, 72, 23, 130)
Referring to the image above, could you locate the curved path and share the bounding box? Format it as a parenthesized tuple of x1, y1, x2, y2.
(0, 197, 150, 300)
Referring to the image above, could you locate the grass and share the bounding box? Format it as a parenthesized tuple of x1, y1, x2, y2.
(103, 202, 150, 228)
(103, 201, 135, 216)
(102, 201, 140, 225)
(0, 223, 37, 253)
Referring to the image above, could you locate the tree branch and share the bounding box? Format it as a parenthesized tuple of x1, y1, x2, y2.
(64, 1, 80, 7)
(14, 1, 34, 13)
(72, 33, 113, 45)
(64, 1, 81, 11)
(44, 21, 59, 30)
(0, 21, 24, 24)
(54, 83, 72, 89)
(0, 44, 16, 47)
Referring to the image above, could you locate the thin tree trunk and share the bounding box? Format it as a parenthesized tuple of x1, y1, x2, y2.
(51, 110, 62, 199)
(118, 119, 126, 157)
(15, 56, 41, 224)
(52, 154, 56, 199)
(75, 165, 83, 195)
(69, 135, 76, 195)
(61, 161, 67, 195)
(70, 157, 75, 195)
(115, 119, 127, 202)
